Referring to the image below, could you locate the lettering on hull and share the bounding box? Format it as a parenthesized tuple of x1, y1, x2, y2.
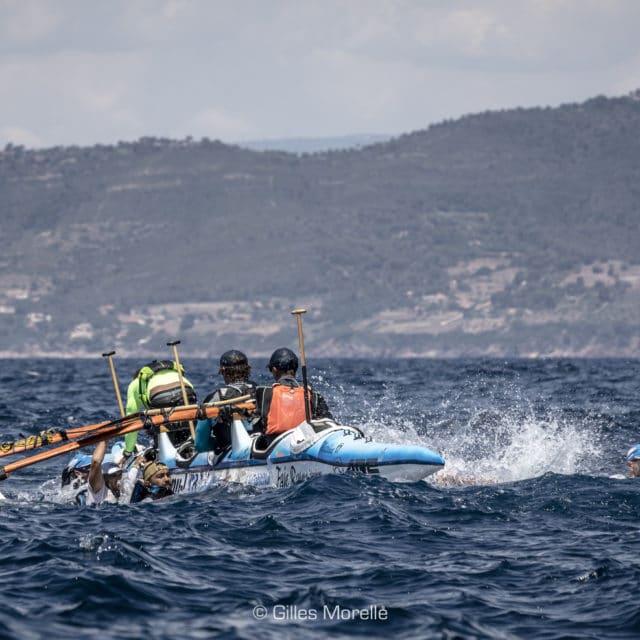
(169, 461, 410, 494)
(275, 464, 321, 488)
(345, 463, 380, 474)
(273, 462, 380, 488)
(172, 470, 215, 494)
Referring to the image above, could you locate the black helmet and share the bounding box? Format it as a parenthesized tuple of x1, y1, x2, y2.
(267, 347, 298, 373)
(219, 350, 248, 368)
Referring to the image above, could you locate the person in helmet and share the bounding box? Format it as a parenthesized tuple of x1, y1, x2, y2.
(60, 453, 93, 505)
(122, 359, 197, 460)
(61, 453, 92, 488)
(254, 347, 333, 439)
(194, 349, 257, 454)
(85, 439, 139, 505)
(626, 444, 640, 477)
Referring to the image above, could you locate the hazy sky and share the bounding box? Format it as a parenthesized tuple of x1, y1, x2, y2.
(1, 0, 639, 149)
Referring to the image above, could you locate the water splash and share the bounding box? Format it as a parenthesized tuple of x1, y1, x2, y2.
(358, 392, 604, 486)
(434, 411, 603, 485)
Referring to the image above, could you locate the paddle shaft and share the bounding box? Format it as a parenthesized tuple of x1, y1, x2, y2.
(167, 340, 196, 439)
(102, 350, 125, 417)
(0, 419, 147, 479)
(291, 308, 312, 424)
(1, 394, 253, 458)
(0, 398, 254, 481)
(0, 418, 120, 458)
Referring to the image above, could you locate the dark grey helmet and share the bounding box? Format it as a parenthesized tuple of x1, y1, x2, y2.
(219, 349, 248, 368)
(267, 347, 298, 373)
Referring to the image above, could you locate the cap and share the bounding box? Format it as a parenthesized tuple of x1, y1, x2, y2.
(102, 462, 123, 477)
(61, 453, 93, 487)
(143, 461, 169, 482)
(69, 454, 92, 472)
(626, 444, 640, 461)
(220, 350, 249, 368)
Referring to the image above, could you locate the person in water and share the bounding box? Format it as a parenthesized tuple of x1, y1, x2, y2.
(626, 444, 640, 478)
(61, 453, 91, 488)
(86, 440, 128, 505)
(254, 347, 333, 441)
(194, 349, 257, 453)
(129, 460, 174, 503)
(122, 359, 197, 458)
(60, 453, 92, 505)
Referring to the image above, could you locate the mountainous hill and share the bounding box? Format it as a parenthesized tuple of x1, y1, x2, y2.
(2, 92, 640, 358)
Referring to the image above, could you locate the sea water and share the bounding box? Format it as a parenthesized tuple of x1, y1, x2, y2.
(0, 358, 639, 639)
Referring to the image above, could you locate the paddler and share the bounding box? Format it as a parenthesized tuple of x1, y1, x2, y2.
(194, 349, 257, 454)
(121, 359, 197, 459)
(253, 348, 333, 446)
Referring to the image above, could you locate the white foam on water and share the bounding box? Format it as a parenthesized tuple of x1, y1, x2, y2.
(435, 413, 602, 486)
(6, 477, 80, 505)
(359, 398, 604, 487)
(78, 534, 109, 552)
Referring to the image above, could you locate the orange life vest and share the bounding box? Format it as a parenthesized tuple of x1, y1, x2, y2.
(265, 384, 311, 435)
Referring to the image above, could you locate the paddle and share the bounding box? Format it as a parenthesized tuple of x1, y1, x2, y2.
(0, 417, 150, 480)
(291, 308, 312, 424)
(0, 394, 253, 459)
(0, 417, 129, 458)
(167, 340, 196, 440)
(0, 398, 254, 481)
(102, 350, 126, 417)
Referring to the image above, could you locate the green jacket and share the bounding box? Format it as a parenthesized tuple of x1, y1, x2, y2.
(123, 369, 194, 454)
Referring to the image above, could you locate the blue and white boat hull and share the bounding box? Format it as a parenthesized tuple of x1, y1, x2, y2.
(156, 418, 445, 493)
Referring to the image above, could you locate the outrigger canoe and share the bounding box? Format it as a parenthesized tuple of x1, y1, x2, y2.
(0, 402, 444, 495)
(154, 418, 445, 493)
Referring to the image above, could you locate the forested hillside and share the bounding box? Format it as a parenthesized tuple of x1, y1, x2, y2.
(2, 92, 639, 358)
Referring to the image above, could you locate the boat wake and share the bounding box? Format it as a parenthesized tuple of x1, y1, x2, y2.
(360, 402, 604, 487)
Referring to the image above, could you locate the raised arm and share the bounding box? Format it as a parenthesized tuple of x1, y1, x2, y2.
(88, 439, 107, 493)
